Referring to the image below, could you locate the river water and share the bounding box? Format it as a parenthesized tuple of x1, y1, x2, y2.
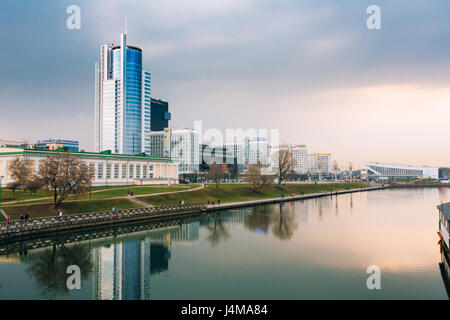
(0, 187, 449, 300)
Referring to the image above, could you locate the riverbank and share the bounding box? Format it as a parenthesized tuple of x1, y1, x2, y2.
(1, 182, 367, 220)
(0, 184, 386, 244)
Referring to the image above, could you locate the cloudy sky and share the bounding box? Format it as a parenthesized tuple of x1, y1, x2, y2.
(0, 0, 449, 168)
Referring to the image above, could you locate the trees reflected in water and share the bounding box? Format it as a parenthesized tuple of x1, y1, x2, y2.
(22, 243, 93, 297)
(246, 203, 298, 240)
(206, 214, 231, 247)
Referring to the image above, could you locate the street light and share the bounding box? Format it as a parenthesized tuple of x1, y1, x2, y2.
(0, 176, 3, 215)
(89, 181, 92, 213)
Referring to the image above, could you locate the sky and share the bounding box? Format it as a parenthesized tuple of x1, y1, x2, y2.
(0, 0, 449, 168)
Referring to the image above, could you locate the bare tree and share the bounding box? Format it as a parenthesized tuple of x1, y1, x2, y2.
(39, 154, 93, 209)
(245, 164, 273, 192)
(207, 162, 225, 191)
(8, 157, 33, 189)
(348, 162, 353, 181)
(7, 181, 20, 196)
(273, 149, 293, 185)
(26, 175, 44, 196)
(333, 161, 339, 181)
(317, 161, 322, 181)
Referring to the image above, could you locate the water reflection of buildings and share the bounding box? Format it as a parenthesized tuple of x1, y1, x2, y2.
(92, 222, 199, 300)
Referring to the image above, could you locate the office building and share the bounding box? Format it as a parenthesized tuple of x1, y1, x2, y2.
(0, 139, 35, 149)
(308, 153, 332, 174)
(291, 145, 308, 174)
(248, 137, 270, 167)
(225, 143, 245, 173)
(149, 128, 200, 174)
(35, 139, 79, 152)
(365, 162, 439, 179)
(200, 144, 237, 174)
(150, 98, 171, 131)
(95, 32, 152, 155)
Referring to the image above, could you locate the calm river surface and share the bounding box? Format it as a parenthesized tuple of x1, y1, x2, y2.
(1, 188, 449, 300)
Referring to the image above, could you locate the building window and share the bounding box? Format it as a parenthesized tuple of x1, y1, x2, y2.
(122, 164, 126, 179)
(143, 165, 147, 178)
(89, 163, 95, 178)
(129, 165, 134, 178)
(106, 164, 111, 179)
(98, 163, 103, 179)
(114, 164, 119, 179)
(136, 165, 141, 178)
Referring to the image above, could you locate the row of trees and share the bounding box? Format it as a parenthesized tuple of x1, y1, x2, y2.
(206, 149, 294, 192)
(7, 154, 92, 208)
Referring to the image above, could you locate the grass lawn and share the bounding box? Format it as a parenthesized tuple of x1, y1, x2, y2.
(141, 182, 368, 206)
(0, 184, 199, 206)
(1, 182, 367, 220)
(2, 198, 142, 220)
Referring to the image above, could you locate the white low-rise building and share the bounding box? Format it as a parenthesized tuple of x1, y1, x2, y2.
(0, 147, 178, 187)
(365, 162, 439, 179)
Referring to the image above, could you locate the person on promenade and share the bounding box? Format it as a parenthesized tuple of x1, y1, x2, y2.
(218, 199, 221, 205)
(7, 215, 11, 224)
(25, 214, 29, 222)
(112, 207, 117, 213)
(20, 214, 24, 224)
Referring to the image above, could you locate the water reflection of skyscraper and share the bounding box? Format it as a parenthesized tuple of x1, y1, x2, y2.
(93, 222, 200, 300)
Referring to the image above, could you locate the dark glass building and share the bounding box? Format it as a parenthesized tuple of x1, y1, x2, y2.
(150, 98, 171, 131)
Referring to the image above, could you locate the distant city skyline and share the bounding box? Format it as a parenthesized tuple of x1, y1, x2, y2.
(1, 1, 450, 168)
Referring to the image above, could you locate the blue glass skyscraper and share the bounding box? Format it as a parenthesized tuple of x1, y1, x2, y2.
(95, 33, 152, 155)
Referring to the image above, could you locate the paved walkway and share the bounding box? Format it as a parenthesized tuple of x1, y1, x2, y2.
(128, 196, 154, 208)
(0, 209, 7, 220)
(2, 184, 205, 207)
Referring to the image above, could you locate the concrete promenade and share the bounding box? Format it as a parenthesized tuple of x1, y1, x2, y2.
(204, 185, 387, 212)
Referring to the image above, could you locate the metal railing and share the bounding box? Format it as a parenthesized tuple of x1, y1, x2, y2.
(0, 203, 206, 239)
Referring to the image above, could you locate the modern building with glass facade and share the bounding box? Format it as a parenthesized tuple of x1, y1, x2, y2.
(95, 33, 152, 155)
(365, 162, 439, 179)
(35, 139, 79, 152)
(150, 98, 171, 131)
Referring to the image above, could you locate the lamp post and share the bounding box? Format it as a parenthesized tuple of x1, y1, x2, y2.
(0, 176, 3, 215)
(89, 181, 92, 213)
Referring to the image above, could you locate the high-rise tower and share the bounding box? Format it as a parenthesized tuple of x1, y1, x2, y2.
(95, 33, 151, 155)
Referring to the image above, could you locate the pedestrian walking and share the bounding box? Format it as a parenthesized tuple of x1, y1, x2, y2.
(25, 214, 29, 222)
(20, 214, 24, 223)
(7, 215, 11, 224)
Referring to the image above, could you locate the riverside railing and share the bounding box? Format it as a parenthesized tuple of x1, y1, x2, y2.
(0, 203, 206, 241)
